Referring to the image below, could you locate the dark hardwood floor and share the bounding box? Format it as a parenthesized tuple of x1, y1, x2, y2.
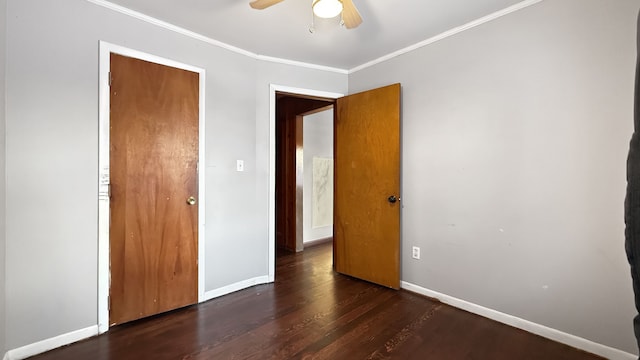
(30, 242, 602, 359)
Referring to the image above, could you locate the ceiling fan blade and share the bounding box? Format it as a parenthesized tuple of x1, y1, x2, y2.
(341, 0, 362, 29)
(249, 0, 285, 10)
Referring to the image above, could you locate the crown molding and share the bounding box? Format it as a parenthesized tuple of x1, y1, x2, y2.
(256, 54, 348, 74)
(86, 0, 543, 76)
(348, 0, 544, 73)
(86, 0, 256, 57)
(86, 0, 348, 74)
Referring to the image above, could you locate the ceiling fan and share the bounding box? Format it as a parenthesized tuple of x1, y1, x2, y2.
(249, 0, 363, 29)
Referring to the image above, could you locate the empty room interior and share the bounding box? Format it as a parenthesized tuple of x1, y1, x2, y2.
(0, 0, 640, 359)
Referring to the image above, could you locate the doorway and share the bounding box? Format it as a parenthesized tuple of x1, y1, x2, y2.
(268, 85, 343, 281)
(275, 92, 334, 256)
(268, 83, 402, 289)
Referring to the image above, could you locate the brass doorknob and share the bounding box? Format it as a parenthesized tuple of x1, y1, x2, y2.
(187, 196, 197, 205)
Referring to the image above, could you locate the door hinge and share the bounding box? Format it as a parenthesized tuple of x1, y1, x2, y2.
(108, 72, 112, 87)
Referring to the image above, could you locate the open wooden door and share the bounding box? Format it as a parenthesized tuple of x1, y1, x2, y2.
(334, 83, 401, 289)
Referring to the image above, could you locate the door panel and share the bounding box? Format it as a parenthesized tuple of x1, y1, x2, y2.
(109, 53, 199, 325)
(334, 84, 401, 289)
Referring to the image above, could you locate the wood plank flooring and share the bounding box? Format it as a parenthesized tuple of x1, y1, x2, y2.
(30, 242, 602, 359)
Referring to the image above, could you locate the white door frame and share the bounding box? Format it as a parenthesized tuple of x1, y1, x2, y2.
(267, 85, 343, 281)
(98, 41, 206, 333)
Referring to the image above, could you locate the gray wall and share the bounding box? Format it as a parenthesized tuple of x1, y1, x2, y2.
(303, 109, 334, 243)
(349, 0, 638, 354)
(4, 0, 346, 350)
(0, 0, 6, 355)
(5, 0, 638, 356)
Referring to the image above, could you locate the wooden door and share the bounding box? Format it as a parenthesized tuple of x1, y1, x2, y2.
(109, 53, 199, 326)
(334, 84, 401, 289)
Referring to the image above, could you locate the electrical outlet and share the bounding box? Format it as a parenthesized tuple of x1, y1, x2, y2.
(412, 246, 421, 260)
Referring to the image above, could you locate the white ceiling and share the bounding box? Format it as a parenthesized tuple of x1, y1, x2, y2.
(102, 0, 528, 70)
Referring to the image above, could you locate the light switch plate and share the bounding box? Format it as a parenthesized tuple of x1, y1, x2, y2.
(236, 160, 244, 172)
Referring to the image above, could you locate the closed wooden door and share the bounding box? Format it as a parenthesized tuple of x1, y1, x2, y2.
(109, 53, 199, 326)
(334, 83, 401, 289)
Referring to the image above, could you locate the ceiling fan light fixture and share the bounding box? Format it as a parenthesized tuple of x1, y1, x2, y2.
(312, 0, 343, 19)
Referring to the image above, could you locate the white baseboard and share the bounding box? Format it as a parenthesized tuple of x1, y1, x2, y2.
(303, 237, 332, 248)
(202, 275, 271, 302)
(1, 277, 273, 360)
(3, 325, 98, 360)
(7, 281, 627, 360)
(401, 281, 636, 360)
